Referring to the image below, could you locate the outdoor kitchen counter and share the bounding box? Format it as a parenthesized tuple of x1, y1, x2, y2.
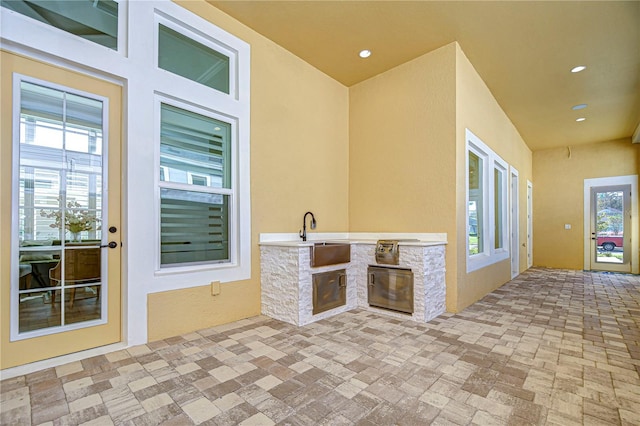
(258, 239, 447, 247)
(258, 232, 448, 247)
(260, 233, 447, 326)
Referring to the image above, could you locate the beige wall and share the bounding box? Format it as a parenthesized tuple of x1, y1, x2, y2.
(348, 42, 534, 313)
(348, 43, 458, 310)
(148, 2, 350, 340)
(454, 45, 533, 311)
(533, 139, 638, 269)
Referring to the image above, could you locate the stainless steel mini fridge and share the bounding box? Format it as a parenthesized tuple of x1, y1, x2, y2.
(367, 266, 414, 314)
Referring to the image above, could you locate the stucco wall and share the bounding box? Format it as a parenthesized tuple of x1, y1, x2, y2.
(454, 45, 533, 312)
(533, 138, 638, 270)
(348, 43, 458, 311)
(148, 2, 350, 340)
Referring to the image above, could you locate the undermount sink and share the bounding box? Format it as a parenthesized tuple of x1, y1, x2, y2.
(310, 242, 351, 267)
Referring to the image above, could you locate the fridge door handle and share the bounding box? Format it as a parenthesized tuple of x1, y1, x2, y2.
(338, 273, 347, 288)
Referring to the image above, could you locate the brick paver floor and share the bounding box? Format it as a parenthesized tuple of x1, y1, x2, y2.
(2, 267, 639, 425)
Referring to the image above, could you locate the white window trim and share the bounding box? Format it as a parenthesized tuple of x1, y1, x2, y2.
(527, 180, 533, 268)
(494, 158, 509, 254)
(466, 129, 510, 273)
(144, 2, 251, 293)
(583, 175, 639, 274)
(155, 11, 238, 100)
(154, 95, 239, 274)
(509, 166, 520, 279)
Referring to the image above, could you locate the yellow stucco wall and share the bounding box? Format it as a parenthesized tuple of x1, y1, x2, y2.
(533, 139, 638, 270)
(147, 2, 350, 341)
(454, 45, 533, 312)
(348, 43, 458, 310)
(347, 42, 534, 313)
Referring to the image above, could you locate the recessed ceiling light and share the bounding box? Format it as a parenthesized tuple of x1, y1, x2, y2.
(571, 65, 586, 73)
(359, 49, 372, 58)
(576, 117, 586, 122)
(572, 104, 587, 110)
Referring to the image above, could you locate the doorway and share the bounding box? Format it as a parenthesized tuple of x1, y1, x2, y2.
(527, 180, 533, 268)
(584, 176, 638, 274)
(510, 167, 519, 278)
(1, 52, 122, 369)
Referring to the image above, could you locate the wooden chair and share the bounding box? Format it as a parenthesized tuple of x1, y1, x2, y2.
(19, 264, 32, 290)
(49, 247, 101, 308)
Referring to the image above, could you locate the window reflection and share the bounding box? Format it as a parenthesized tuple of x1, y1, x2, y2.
(16, 81, 105, 334)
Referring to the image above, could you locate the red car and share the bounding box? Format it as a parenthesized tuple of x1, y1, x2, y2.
(597, 236, 623, 251)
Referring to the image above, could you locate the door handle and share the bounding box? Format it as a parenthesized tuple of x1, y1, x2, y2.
(368, 273, 375, 286)
(338, 273, 346, 288)
(101, 241, 118, 249)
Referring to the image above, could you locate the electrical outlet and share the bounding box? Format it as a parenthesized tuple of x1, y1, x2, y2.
(211, 281, 221, 296)
(564, 224, 571, 230)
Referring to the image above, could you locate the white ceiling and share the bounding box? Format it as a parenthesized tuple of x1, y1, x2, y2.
(208, 0, 640, 151)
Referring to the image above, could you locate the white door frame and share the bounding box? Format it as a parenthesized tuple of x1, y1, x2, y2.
(510, 167, 519, 278)
(583, 175, 638, 273)
(527, 180, 533, 268)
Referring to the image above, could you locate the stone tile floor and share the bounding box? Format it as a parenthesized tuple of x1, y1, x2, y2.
(2, 267, 640, 425)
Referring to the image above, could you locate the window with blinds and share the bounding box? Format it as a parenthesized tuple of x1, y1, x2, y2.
(159, 103, 232, 266)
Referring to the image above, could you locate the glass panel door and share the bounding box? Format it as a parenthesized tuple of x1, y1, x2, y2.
(2, 52, 121, 370)
(16, 80, 105, 335)
(591, 185, 630, 273)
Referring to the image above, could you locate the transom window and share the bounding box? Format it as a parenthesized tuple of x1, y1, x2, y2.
(1, 0, 119, 50)
(158, 23, 230, 94)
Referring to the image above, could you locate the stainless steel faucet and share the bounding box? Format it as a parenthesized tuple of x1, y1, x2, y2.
(299, 211, 317, 241)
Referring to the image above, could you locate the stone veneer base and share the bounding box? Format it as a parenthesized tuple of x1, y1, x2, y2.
(260, 241, 446, 326)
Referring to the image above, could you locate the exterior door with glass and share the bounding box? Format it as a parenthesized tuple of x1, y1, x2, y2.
(1, 52, 122, 369)
(590, 185, 631, 273)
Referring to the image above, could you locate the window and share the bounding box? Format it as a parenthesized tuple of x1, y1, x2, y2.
(1, 0, 118, 50)
(14, 77, 107, 336)
(158, 102, 232, 267)
(158, 23, 230, 94)
(466, 129, 509, 272)
(494, 163, 508, 250)
(468, 150, 483, 255)
(152, 9, 250, 277)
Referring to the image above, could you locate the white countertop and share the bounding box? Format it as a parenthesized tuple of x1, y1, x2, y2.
(259, 232, 447, 247)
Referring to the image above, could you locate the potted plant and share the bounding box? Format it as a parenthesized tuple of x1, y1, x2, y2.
(40, 198, 100, 241)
